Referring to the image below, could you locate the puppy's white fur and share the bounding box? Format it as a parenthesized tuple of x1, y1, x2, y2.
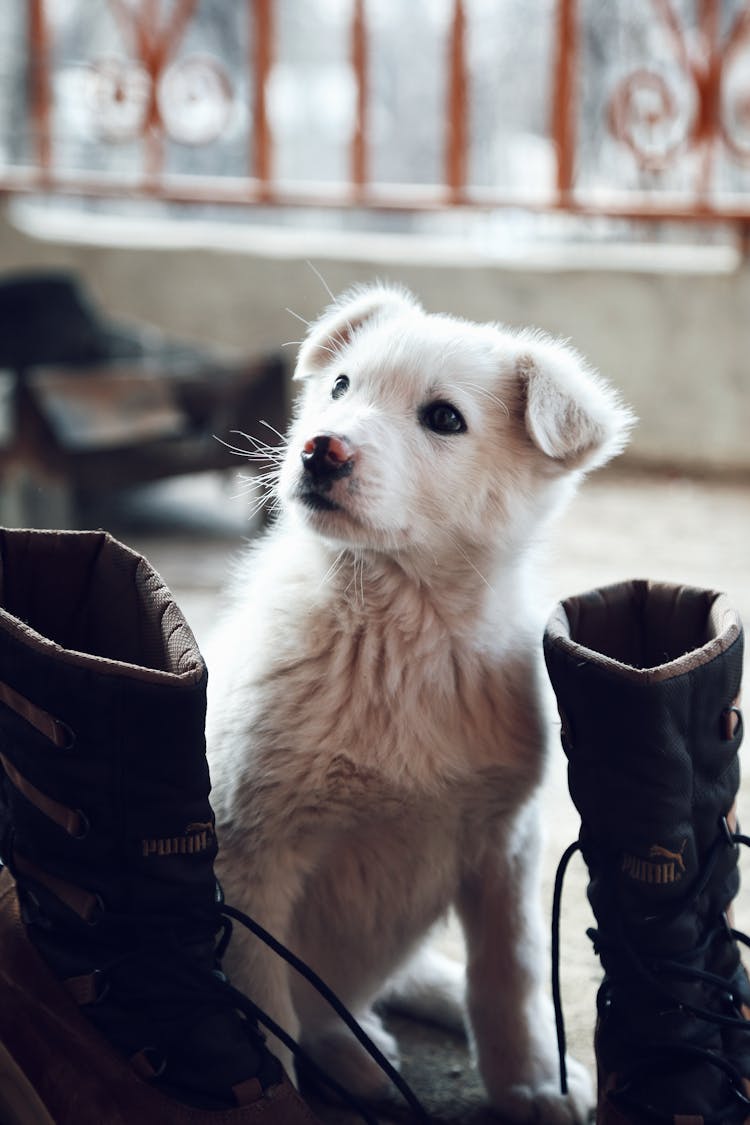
(206, 285, 634, 1122)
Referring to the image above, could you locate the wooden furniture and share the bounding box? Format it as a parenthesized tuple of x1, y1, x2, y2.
(0, 273, 287, 527)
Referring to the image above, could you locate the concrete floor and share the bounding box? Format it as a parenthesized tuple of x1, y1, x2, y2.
(96, 466, 750, 1123)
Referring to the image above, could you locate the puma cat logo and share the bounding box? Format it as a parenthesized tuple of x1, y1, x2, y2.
(622, 839, 687, 885)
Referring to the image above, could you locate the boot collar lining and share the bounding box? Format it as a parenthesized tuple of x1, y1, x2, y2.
(547, 580, 742, 683)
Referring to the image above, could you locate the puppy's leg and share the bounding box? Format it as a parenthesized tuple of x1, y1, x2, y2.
(298, 1007, 401, 1100)
(218, 837, 317, 1084)
(378, 942, 466, 1034)
(288, 859, 406, 1099)
(457, 801, 593, 1125)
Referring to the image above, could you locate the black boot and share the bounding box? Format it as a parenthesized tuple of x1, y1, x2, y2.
(544, 579, 747, 1124)
(0, 528, 317, 1124)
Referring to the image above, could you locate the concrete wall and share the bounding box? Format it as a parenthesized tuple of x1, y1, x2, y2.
(2, 202, 749, 473)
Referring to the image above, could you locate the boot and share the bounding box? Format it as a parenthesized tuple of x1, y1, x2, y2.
(544, 579, 748, 1124)
(0, 528, 317, 1125)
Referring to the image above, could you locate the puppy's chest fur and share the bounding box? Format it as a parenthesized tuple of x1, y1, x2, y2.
(225, 559, 544, 829)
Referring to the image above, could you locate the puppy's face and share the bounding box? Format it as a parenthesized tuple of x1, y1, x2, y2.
(278, 286, 633, 559)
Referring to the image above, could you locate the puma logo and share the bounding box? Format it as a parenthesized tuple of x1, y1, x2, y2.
(622, 839, 687, 886)
(648, 841, 687, 872)
(184, 820, 215, 835)
(141, 820, 216, 858)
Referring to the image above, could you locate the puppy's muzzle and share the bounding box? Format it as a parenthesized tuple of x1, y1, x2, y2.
(301, 434, 355, 484)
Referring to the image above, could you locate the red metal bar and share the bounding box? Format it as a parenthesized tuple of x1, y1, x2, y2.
(648, 0, 722, 199)
(4, 164, 750, 225)
(108, 0, 198, 182)
(445, 0, 468, 202)
(551, 0, 577, 202)
(720, 4, 750, 163)
(27, 0, 51, 181)
(351, 0, 368, 196)
(109, 0, 197, 86)
(252, 0, 273, 195)
(145, 0, 198, 181)
(695, 0, 720, 200)
(651, 0, 693, 76)
(142, 0, 166, 183)
(725, 2, 750, 56)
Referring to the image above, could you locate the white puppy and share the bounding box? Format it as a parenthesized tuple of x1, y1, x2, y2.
(206, 284, 634, 1122)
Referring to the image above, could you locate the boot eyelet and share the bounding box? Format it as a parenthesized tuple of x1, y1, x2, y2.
(558, 709, 574, 752)
(71, 810, 90, 840)
(20, 888, 42, 926)
(721, 706, 743, 742)
(90, 969, 110, 1005)
(720, 817, 736, 847)
(139, 1047, 167, 1079)
(86, 893, 106, 926)
(53, 720, 76, 750)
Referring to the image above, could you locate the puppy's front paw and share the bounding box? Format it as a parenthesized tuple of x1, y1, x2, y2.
(302, 1017, 401, 1100)
(490, 1057, 593, 1124)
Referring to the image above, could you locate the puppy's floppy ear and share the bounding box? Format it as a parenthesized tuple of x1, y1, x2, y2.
(294, 284, 419, 379)
(516, 334, 635, 471)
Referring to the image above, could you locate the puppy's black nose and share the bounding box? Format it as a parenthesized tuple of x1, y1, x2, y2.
(301, 434, 355, 481)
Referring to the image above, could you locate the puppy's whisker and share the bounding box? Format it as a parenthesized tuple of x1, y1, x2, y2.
(447, 534, 496, 594)
(230, 428, 286, 454)
(232, 463, 281, 488)
(227, 454, 284, 468)
(241, 449, 285, 462)
(351, 556, 359, 606)
(246, 473, 282, 488)
(231, 483, 277, 503)
(355, 553, 366, 608)
(343, 552, 364, 607)
(233, 491, 267, 515)
(231, 475, 277, 499)
(286, 307, 311, 327)
(305, 260, 336, 302)
(463, 383, 510, 417)
(237, 464, 282, 479)
(318, 549, 346, 592)
(237, 470, 279, 484)
(229, 482, 259, 498)
(215, 432, 285, 462)
(214, 435, 255, 457)
(303, 340, 341, 363)
(258, 419, 288, 444)
(229, 485, 266, 516)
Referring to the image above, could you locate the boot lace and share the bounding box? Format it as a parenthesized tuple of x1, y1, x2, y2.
(217, 898, 429, 1122)
(1, 856, 428, 1124)
(551, 820, 750, 1125)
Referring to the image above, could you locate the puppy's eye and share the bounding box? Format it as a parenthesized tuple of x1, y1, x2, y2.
(332, 374, 350, 399)
(420, 401, 467, 435)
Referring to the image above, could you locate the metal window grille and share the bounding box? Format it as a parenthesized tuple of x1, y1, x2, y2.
(2, 0, 750, 227)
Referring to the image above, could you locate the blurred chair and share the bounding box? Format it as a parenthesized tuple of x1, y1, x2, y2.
(0, 271, 287, 527)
